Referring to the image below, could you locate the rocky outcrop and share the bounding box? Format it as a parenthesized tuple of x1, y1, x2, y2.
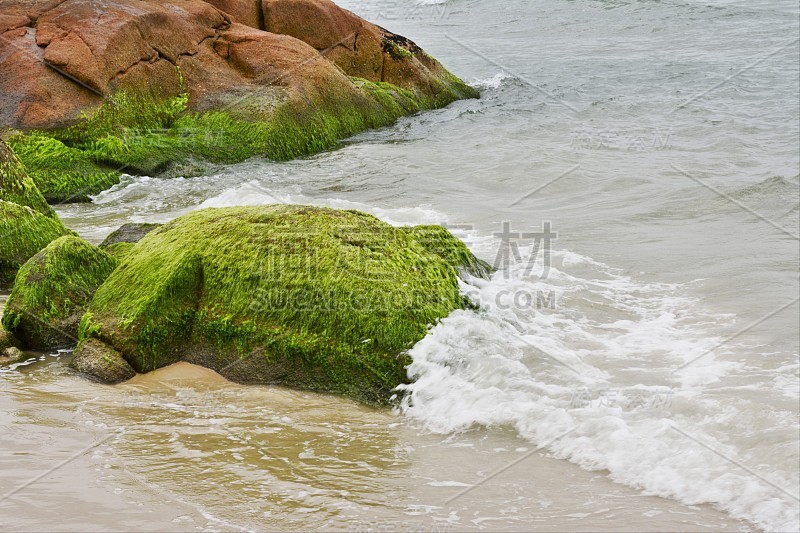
(2, 235, 119, 349)
(73, 205, 489, 403)
(0, 139, 71, 285)
(262, 0, 461, 95)
(207, 0, 263, 30)
(1, 0, 477, 202)
(0, 0, 476, 129)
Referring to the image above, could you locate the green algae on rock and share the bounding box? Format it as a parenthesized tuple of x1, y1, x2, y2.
(0, 200, 73, 286)
(0, 140, 72, 286)
(2, 236, 119, 350)
(78, 205, 487, 403)
(100, 242, 137, 263)
(1, 0, 477, 202)
(6, 133, 125, 204)
(402, 225, 493, 279)
(9, 72, 474, 202)
(0, 139, 56, 217)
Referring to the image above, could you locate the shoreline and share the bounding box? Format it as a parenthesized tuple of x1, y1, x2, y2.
(0, 358, 755, 532)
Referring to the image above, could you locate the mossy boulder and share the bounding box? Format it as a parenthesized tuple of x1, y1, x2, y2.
(2, 236, 119, 350)
(101, 242, 137, 262)
(77, 205, 488, 403)
(403, 225, 493, 279)
(7, 134, 124, 203)
(2, 0, 477, 201)
(0, 201, 71, 286)
(0, 140, 72, 286)
(0, 138, 56, 217)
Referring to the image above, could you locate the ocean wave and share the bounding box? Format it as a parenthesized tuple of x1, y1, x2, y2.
(729, 174, 800, 201)
(397, 245, 798, 532)
(470, 72, 515, 91)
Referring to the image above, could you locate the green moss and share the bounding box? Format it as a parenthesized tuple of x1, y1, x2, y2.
(6, 91, 191, 202)
(355, 79, 421, 117)
(167, 86, 417, 163)
(56, 91, 190, 145)
(82, 205, 486, 403)
(418, 70, 481, 110)
(0, 140, 55, 216)
(2, 236, 119, 349)
(7, 134, 122, 203)
(0, 140, 72, 286)
(78, 311, 101, 340)
(404, 225, 492, 278)
(101, 242, 136, 262)
(8, 70, 477, 202)
(0, 201, 72, 286)
(383, 39, 413, 60)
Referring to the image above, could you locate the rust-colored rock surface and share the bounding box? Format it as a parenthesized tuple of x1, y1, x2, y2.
(0, 0, 476, 130)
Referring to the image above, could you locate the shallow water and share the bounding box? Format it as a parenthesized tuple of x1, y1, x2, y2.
(2, 0, 799, 531)
(0, 359, 750, 532)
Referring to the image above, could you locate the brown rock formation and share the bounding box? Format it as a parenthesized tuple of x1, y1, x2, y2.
(0, 0, 476, 130)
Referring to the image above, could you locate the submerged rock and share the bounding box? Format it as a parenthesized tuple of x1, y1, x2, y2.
(2, 236, 119, 350)
(77, 205, 489, 403)
(0, 139, 71, 285)
(0, 346, 27, 366)
(1, 0, 478, 201)
(70, 339, 136, 384)
(100, 223, 162, 261)
(1, 286, 24, 365)
(101, 223, 162, 247)
(0, 328, 21, 351)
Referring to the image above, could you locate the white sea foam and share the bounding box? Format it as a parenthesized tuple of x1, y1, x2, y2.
(399, 254, 799, 531)
(196, 180, 448, 227)
(471, 72, 514, 91)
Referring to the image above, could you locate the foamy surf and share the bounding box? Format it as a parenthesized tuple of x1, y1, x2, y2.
(398, 250, 798, 531)
(471, 72, 515, 91)
(195, 179, 453, 227)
